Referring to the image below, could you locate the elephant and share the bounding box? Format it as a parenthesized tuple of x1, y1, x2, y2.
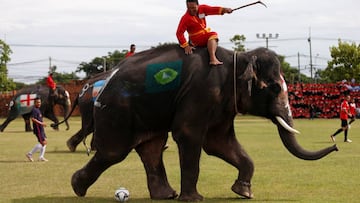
(0, 85, 71, 132)
(52, 71, 116, 152)
(71, 44, 338, 201)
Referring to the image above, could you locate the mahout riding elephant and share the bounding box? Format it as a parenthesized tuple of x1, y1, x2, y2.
(0, 85, 71, 132)
(52, 71, 116, 152)
(71, 45, 338, 201)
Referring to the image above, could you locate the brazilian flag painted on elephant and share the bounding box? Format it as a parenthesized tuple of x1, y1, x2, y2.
(145, 60, 182, 93)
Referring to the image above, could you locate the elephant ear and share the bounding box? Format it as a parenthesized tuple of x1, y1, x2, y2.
(239, 56, 258, 96)
(239, 56, 257, 81)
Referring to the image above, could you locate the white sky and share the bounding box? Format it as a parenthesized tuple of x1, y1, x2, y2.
(1, 0, 359, 83)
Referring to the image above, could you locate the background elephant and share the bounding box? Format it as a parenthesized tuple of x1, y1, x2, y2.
(71, 45, 338, 201)
(0, 85, 71, 132)
(53, 71, 115, 152)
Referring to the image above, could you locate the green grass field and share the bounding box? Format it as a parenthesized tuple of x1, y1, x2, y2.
(0, 116, 359, 203)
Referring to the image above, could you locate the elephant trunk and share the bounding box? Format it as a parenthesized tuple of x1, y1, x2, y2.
(275, 117, 338, 160)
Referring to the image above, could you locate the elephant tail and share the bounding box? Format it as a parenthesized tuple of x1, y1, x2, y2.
(51, 95, 79, 128)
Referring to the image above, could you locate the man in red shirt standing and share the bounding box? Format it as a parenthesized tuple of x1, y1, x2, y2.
(330, 94, 352, 143)
(348, 97, 356, 126)
(176, 0, 232, 65)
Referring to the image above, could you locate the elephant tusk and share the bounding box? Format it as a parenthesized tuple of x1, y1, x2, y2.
(275, 116, 300, 134)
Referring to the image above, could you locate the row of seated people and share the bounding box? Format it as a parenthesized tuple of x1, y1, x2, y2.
(288, 82, 360, 118)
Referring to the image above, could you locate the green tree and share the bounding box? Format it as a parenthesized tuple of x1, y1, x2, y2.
(0, 39, 16, 91)
(279, 55, 311, 84)
(37, 71, 79, 84)
(229, 34, 311, 84)
(230, 34, 246, 52)
(35, 65, 79, 84)
(77, 50, 126, 77)
(321, 40, 360, 82)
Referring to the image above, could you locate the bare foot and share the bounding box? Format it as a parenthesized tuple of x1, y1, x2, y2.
(209, 60, 223, 65)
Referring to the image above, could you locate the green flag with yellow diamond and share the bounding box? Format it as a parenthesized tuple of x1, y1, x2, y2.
(145, 60, 182, 93)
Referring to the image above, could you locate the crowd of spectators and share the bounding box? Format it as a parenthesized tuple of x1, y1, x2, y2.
(288, 82, 360, 118)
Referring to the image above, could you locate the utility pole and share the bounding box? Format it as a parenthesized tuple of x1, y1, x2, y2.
(298, 52, 301, 82)
(307, 28, 313, 81)
(256, 33, 279, 48)
(49, 57, 52, 72)
(103, 57, 106, 72)
(0, 44, 3, 59)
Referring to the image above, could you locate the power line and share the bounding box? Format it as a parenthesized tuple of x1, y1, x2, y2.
(8, 44, 125, 49)
(7, 59, 48, 66)
(8, 43, 152, 49)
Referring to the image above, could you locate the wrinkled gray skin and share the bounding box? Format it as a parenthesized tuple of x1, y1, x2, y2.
(0, 85, 71, 132)
(71, 45, 338, 201)
(52, 71, 114, 152)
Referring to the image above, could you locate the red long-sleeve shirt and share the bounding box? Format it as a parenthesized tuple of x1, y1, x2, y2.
(176, 5, 222, 48)
(46, 75, 56, 90)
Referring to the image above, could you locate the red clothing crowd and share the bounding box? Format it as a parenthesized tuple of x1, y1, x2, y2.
(288, 82, 360, 118)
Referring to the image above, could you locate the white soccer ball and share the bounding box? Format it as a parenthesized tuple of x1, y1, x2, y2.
(114, 187, 130, 202)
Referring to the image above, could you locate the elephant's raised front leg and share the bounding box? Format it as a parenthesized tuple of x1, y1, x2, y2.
(72, 149, 131, 196)
(203, 124, 254, 199)
(135, 133, 178, 200)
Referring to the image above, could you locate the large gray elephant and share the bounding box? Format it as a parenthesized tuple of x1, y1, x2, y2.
(52, 71, 115, 152)
(0, 85, 71, 132)
(71, 45, 338, 201)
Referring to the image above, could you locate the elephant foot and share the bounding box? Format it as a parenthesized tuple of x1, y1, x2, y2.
(67, 139, 77, 152)
(178, 192, 203, 201)
(71, 170, 91, 197)
(51, 125, 59, 131)
(150, 188, 178, 200)
(231, 179, 253, 199)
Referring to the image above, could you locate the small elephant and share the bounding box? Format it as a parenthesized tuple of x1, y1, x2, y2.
(0, 85, 71, 132)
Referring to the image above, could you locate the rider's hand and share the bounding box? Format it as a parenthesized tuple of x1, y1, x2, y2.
(184, 45, 194, 55)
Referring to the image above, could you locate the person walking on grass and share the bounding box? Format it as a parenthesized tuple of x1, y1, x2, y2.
(330, 94, 352, 143)
(26, 97, 48, 162)
(348, 97, 356, 127)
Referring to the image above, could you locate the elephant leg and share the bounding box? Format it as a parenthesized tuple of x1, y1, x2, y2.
(0, 119, 11, 132)
(67, 129, 86, 152)
(65, 120, 70, 131)
(90, 134, 96, 150)
(67, 117, 94, 152)
(0, 116, 17, 132)
(67, 126, 93, 152)
(72, 149, 131, 197)
(136, 134, 176, 198)
(24, 119, 32, 132)
(23, 115, 32, 132)
(135, 132, 177, 200)
(172, 130, 204, 201)
(203, 126, 254, 199)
